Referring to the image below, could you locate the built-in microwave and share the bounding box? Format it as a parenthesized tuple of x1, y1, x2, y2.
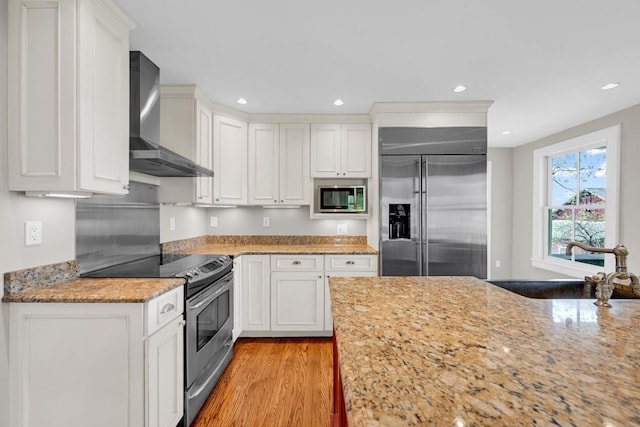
(316, 185, 367, 213)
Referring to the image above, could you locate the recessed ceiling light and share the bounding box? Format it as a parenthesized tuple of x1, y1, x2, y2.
(600, 82, 620, 90)
(453, 85, 466, 93)
(236, 98, 248, 105)
(501, 130, 511, 135)
(333, 99, 344, 106)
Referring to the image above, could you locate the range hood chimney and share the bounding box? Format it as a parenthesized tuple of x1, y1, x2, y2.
(129, 51, 214, 177)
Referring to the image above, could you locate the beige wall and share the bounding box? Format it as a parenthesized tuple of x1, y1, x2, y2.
(487, 148, 514, 279)
(511, 103, 640, 279)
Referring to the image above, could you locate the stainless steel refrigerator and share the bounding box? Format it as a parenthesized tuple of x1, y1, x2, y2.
(379, 127, 487, 278)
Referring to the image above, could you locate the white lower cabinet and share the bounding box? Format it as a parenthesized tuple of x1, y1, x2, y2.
(9, 286, 184, 427)
(271, 271, 324, 331)
(241, 255, 271, 332)
(146, 315, 184, 427)
(240, 254, 377, 337)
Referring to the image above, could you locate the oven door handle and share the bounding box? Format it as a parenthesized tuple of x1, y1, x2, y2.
(189, 277, 232, 310)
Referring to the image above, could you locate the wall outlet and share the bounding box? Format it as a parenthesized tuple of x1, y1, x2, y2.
(210, 216, 218, 227)
(337, 224, 348, 235)
(263, 216, 270, 227)
(25, 221, 42, 246)
(169, 217, 176, 231)
(495, 260, 501, 268)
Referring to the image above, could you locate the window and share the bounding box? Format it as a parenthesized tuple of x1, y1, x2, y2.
(532, 125, 620, 277)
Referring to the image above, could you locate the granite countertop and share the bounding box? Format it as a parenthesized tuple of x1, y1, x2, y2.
(2, 277, 185, 303)
(181, 243, 378, 257)
(329, 276, 640, 426)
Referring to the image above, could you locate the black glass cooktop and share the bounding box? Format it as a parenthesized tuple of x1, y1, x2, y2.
(81, 254, 222, 279)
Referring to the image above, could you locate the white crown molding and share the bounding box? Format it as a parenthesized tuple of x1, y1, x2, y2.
(369, 101, 494, 117)
(248, 113, 371, 124)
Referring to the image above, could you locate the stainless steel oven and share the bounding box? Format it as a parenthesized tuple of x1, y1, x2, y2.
(185, 270, 234, 426)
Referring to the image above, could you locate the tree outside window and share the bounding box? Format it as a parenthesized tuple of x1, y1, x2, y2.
(548, 147, 607, 267)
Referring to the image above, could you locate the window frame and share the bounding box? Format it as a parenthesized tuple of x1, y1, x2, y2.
(532, 125, 620, 277)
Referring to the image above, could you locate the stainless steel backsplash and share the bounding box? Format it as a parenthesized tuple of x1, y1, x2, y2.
(76, 181, 160, 274)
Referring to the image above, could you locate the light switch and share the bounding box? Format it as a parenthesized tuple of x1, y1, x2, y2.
(263, 217, 270, 227)
(169, 217, 176, 231)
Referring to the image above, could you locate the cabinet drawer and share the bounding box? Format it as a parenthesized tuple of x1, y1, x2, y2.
(271, 254, 323, 271)
(325, 255, 378, 271)
(146, 286, 184, 336)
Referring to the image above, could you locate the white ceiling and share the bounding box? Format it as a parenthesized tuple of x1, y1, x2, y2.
(116, 0, 640, 148)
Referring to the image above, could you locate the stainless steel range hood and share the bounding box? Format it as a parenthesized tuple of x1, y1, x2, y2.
(129, 51, 214, 177)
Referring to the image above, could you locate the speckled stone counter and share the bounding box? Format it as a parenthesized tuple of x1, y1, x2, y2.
(182, 242, 377, 257)
(329, 276, 640, 426)
(164, 235, 377, 257)
(2, 277, 184, 303)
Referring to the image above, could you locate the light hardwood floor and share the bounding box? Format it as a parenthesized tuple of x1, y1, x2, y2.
(192, 338, 333, 427)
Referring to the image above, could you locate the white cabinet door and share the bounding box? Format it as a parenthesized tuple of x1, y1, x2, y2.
(9, 303, 145, 427)
(248, 123, 310, 206)
(279, 124, 310, 205)
(214, 115, 248, 205)
(341, 124, 371, 178)
(195, 101, 213, 204)
(248, 123, 280, 205)
(242, 255, 271, 331)
(310, 124, 342, 177)
(271, 271, 324, 331)
(159, 86, 215, 205)
(233, 256, 243, 341)
(77, 0, 131, 194)
(310, 123, 371, 178)
(146, 315, 184, 427)
(8, 0, 134, 196)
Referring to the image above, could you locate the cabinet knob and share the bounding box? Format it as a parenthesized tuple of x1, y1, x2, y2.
(342, 173, 346, 176)
(318, 275, 322, 279)
(292, 260, 301, 265)
(123, 184, 130, 190)
(336, 173, 340, 176)
(274, 200, 277, 203)
(216, 198, 220, 202)
(280, 200, 284, 203)
(346, 260, 355, 265)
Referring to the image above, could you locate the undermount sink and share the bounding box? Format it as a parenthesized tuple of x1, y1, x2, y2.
(487, 279, 604, 299)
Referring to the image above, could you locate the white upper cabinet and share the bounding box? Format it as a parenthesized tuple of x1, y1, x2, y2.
(213, 115, 248, 205)
(158, 85, 214, 205)
(8, 0, 135, 196)
(310, 123, 371, 178)
(248, 123, 279, 205)
(248, 123, 310, 206)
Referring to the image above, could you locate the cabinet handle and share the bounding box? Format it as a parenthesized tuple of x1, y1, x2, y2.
(160, 302, 175, 314)
(123, 184, 130, 190)
(292, 260, 301, 265)
(346, 260, 355, 265)
(178, 319, 186, 327)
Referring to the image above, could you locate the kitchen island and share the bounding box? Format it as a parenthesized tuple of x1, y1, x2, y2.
(329, 276, 640, 426)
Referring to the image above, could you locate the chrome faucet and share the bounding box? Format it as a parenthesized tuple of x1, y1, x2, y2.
(565, 242, 640, 307)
